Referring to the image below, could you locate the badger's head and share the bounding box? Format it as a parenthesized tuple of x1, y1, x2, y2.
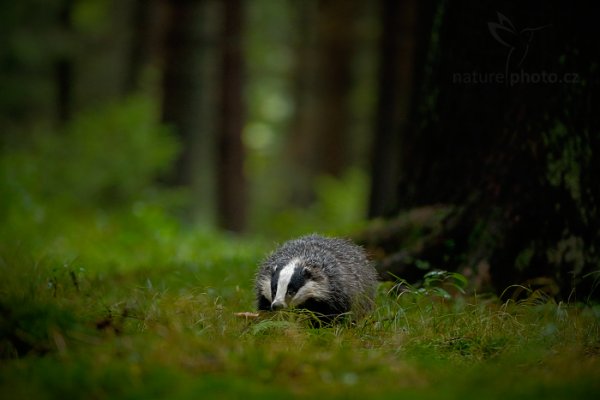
(259, 257, 329, 310)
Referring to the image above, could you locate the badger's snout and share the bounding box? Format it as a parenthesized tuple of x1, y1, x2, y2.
(271, 300, 286, 310)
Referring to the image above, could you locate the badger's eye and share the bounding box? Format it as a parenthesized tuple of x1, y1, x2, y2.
(302, 267, 313, 279)
(287, 279, 301, 296)
(287, 286, 297, 296)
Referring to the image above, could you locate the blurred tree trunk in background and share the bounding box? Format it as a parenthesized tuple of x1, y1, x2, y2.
(124, 0, 162, 93)
(368, 0, 421, 218)
(287, 0, 318, 205)
(161, 0, 205, 188)
(286, 0, 358, 205)
(366, 0, 600, 301)
(217, 0, 247, 232)
(313, 0, 357, 178)
(56, 0, 74, 125)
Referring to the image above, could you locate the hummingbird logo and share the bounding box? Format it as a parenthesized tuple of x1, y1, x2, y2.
(488, 12, 550, 77)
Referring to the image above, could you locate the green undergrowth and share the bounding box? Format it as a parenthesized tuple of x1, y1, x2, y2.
(1, 236, 599, 400)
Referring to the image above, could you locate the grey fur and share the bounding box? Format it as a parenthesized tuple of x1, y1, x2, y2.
(255, 234, 378, 319)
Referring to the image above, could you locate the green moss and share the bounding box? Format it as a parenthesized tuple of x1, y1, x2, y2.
(1, 174, 599, 398)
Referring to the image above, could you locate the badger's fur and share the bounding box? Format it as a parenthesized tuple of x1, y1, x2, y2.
(255, 234, 378, 320)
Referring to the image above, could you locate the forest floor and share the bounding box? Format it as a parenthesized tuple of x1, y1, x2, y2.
(1, 230, 600, 400)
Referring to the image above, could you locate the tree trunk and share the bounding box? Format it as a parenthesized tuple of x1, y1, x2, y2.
(286, 0, 318, 205)
(369, 0, 600, 301)
(161, 0, 205, 188)
(124, 0, 161, 94)
(284, 0, 358, 206)
(216, 0, 247, 232)
(313, 0, 357, 178)
(368, 0, 421, 218)
(56, 0, 74, 125)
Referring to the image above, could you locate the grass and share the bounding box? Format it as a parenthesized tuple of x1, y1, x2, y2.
(1, 230, 600, 399)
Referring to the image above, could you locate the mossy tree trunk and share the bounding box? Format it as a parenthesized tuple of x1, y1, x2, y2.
(369, 0, 600, 301)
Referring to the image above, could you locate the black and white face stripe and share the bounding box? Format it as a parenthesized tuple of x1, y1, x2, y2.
(260, 258, 330, 311)
(271, 258, 305, 309)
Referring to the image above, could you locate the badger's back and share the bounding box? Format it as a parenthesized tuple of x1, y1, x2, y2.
(255, 234, 378, 319)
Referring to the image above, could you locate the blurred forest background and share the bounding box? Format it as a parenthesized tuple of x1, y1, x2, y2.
(1, 0, 599, 300)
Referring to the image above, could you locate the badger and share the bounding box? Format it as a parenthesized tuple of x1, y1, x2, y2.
(255, 234, 378, 320)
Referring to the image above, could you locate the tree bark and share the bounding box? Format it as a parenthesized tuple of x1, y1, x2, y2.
(286, 0, 318, 205)
(161, 0, 205, 188)
(313, 0, 356, 178)
(368, 0, 421, 218)
(217, 0, 247, 232)
(284, 0, 358, 206)
(56, 0, 74, 125)
(124, 0, 161, 93)
(373, 0, 600, 300)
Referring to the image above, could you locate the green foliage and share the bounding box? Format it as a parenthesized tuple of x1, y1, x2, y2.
(0, 95, 183, 259)
(389, 270, 469, 301)
(3, 95, 178, 208)
(1, 196, 598, 398)
(1, 241, 599, 399)
(0, 4, 598, 395)
(257, 168, 369, 238)
(545, 121, 591, 211)
(73, 0, 112, 35)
